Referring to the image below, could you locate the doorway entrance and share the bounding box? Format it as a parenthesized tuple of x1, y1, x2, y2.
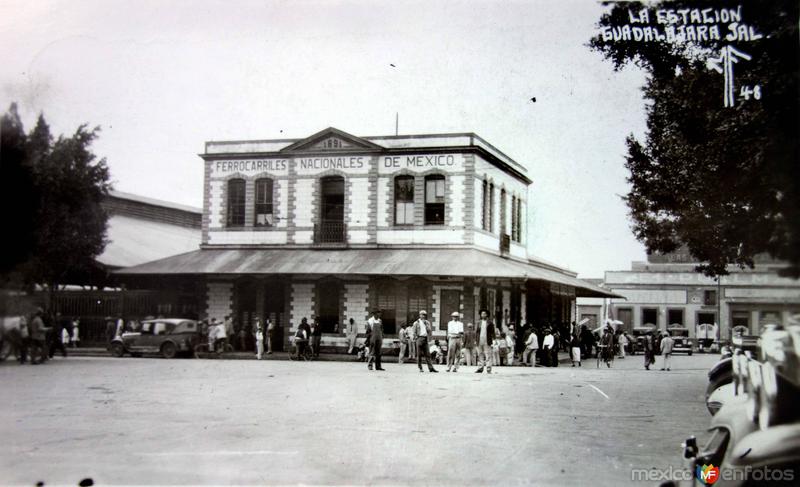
(316, 280, 342, 333)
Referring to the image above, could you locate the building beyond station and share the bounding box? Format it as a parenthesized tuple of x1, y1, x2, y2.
(578, 249, 800, 341)
(117, 127, 617, 350)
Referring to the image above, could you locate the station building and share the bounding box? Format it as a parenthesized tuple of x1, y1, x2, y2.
(117, 127, 616, 350)
(578, 249, 800, 341)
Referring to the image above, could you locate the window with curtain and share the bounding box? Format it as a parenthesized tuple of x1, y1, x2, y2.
(254, 178, 274, 226)
(394, 176, 414, 225)
(424, 175, 445, 225)
(227, 179, 246, 226)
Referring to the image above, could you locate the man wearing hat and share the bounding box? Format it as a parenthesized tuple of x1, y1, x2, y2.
(411, 310, 438, 373)
(446, 311, 464, 372)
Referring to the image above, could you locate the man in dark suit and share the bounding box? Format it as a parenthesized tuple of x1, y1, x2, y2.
(368, 310, 385, 371)
(475, 309, 496, 374)
(411, 310, 438, 373)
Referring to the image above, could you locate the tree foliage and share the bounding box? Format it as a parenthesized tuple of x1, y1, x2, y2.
(590, 1, 799, 277)
(0, 103, 112, 288)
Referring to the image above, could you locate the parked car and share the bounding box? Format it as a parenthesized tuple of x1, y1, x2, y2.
(665, 315, 800, 487)
(110, 318, 200, 359)
(666, 326, 693, 355)
(696, 322, 719, 353)
(630, 325, 657, 355)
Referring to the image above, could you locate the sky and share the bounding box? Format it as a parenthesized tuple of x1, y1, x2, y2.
(0, 0, 649, 277)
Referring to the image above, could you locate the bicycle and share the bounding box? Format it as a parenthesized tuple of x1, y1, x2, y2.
(289, 339, 313, 361)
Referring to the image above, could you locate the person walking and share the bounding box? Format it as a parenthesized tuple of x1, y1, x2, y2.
(644, 331, 655, 370)
(310, 318, 322, 358)
(522, 328, 539, 366)
(474, 309, 496, 374)
(398, 323, 409, 364)
(49, 312, 69, 359)
(254, 317, 264, 360)
(505, 328, 515, 366)
(369, 310, 385, 371)
(570, 332, 582, 367)
(265, 318, 275, 354)
(541, 328, 554, 367)
(29, 308, 50, 365)
(346, 318, 358, 355)
(446, 311, 464, 372)
(71, 318, 80, 348)
(463, 323, 477, 366)
(660, 331, 674, 371)
(618, 332, 629, 359)
(411, 310, 438, 373)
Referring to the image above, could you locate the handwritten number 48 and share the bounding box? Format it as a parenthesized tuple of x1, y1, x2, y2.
(739, 85, 762, 101)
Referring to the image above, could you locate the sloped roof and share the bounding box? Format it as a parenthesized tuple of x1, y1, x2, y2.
(115, 247, 622, 298)
(98, 214, 201, 268)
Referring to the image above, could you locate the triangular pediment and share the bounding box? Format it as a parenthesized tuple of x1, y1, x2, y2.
(280, 127, 384, 152)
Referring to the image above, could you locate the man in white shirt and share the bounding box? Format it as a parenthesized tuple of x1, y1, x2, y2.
(446, 311, 464, 372)
(523, 328, 539, 366)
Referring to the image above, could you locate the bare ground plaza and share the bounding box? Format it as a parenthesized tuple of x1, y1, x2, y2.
(1, 354, 718, 486)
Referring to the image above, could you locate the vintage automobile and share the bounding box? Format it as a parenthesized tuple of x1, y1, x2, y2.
(667, 315, 800, 486)
(696, 322, 719, 353)
(666, 326, 694, 355)
(630, 324, 657, 355)
(110, 318, 200, 359)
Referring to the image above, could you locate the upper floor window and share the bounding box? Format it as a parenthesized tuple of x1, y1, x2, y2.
(511, 195, 518, 241)
(481, 179, 489, 231)
(227, 179, 246, 227)
(500, 188, 507, 235)
(488, 183, 495, 233)
(254, 178, 274, 227)
(424, 175, 445, 225)
(394, 176, 414, 225)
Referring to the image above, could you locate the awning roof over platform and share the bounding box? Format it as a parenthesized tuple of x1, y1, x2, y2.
(115, 247, 622, 298)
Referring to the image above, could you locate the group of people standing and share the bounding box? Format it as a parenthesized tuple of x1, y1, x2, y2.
(360, 308, 522, 374)
(7, 308, 79, 365)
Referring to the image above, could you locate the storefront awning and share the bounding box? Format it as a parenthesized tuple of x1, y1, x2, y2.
(114, 247, 623, 298)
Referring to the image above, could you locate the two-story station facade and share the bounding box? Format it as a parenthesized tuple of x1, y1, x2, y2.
(117, 127, 616, 350)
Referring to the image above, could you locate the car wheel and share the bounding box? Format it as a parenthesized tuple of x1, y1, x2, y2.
(110, 342, 125, 357)
(161, 342, 177, 359)
(688, 350, 693, 356)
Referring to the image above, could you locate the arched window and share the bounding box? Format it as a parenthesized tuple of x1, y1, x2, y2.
(254, 178, 274, 227)
(424, 174, 445, 225)
(226, 179, 246, 227)
(394, 175, 414, 225)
